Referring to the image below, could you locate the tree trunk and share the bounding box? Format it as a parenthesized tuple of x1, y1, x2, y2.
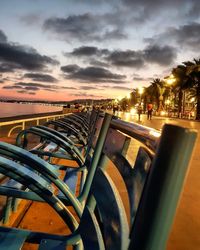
(195, 84, 200, 120)
(178, 90, 183, 117)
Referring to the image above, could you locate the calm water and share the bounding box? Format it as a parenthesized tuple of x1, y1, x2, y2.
(0, 102, 62, 118)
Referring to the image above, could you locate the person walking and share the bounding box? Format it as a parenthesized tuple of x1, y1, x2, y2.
(147, 103, 153, 120)
(137, 103, 143, 121)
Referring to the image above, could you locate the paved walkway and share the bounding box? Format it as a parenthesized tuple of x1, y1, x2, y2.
(118, 112, 200, 250)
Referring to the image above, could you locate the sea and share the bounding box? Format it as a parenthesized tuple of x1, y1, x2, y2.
(0, 102, 63, 119)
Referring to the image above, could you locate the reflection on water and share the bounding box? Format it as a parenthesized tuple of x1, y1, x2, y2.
(0, 102, 62, 118)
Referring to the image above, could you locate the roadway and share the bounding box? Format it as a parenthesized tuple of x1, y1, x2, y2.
(117, 111, 200, 250)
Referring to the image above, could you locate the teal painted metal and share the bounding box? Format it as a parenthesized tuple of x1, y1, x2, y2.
(0, 156, 79, 231)
(0, 112, 197, 249)
(78, 113, 112, 202)
(0, 142, 83, 218)
(129, 124, 197, 250)
(16, 126, 85, 166)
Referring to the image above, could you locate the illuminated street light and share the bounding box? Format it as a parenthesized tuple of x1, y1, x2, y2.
(126, 93, 131, 99)
(138, 87, 144, 104)
(165, 74, 176, 85)
(138, 87, 144, 95)
(117, 96, 122, 101)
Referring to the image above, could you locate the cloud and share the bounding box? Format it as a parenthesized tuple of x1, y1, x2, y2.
(68, 44, 176, 69)
(14, 82, 60, 92)
(0, 31, 59, 72)
(61, 65, 126, 83)
(17, 90, 36, 95)
(89, 60, 110, 68)
(61, 64, 80, 73)
(72, 92, 103, 98)
(43, 13, 126, 42)
(0, 63, 15, 73)
(0, 30, 7, 43)
(122, 0, 200, 22)
(23, 73, 58, 82)
(111, 86, 132, 90)
(68, 46, 109, 57)
(145, 22, 200, 52)
(19, 13, 42, 26)
(61, 86, 77, 90)
(106, 50, 144, 68)
(144, 44, 177, 65)
(166, 22, 200, 50)
(2, 81, 77, 94)
(3, 85, 23, 89)
(79, 85, 103, 90)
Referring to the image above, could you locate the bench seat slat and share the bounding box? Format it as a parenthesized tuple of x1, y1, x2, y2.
(38, 239, 67, 250)
(0, 230, 30, 250)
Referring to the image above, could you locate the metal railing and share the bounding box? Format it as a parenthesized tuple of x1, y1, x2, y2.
(0, 113, 70, 137)
(111, 118, 160, 152)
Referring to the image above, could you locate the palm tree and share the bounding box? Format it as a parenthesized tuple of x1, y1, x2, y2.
(171, 65, 190, 116)
(148, 78, 165, 112)
(184, 59, 200, 120)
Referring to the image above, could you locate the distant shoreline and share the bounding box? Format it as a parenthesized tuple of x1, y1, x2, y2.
(0, 111, 63, 122)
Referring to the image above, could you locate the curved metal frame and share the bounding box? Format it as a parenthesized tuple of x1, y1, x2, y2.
(16, 127, 85, 167)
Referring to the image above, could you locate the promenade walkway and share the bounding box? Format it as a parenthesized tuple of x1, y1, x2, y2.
(118, 112, 200, 250)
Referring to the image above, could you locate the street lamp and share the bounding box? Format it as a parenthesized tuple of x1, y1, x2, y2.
(138, 87, 144, 103)
(164, 74, 176, 116)
(126, 93, 131, 99)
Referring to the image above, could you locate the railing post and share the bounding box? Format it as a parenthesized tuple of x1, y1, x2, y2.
(22, 121, 25, 130)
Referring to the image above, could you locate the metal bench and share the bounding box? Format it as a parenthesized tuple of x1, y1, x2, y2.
(0, 114, 112, 223)
(0, 114, 197, 249)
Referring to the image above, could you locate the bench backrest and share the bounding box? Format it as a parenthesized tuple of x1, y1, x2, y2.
(0, 114, 197, 249)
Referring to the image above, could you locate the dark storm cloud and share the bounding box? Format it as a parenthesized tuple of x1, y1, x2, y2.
(3, 85, 24, 89)
(3, 81, 76, 93)
(17, 90, 36, 95)
(89, 60, 110, 68)
(165, 22, 200, 50)
(61, 65, 126, 83)
(79, 85, 103, 90)
(61, 86, 77, 90)
(144, 45, 177, 66)
(0, 31, 59, 72)
(23, 73, 58, 83)
(43, 13, 126, 42)
(145, 22, 200, 51)
(0, 30, 7, 43)
(15, 82, 54, 89)
(106, 50, 144, 68)
(68, 44, 176, 69)
(122, 0, 200, 22)
(61, 64, 80, 73)
(111, 86, 132, 90)
(0, 63, 15, 72)
(69, 46, 109, 57)
(107, 45, 176, 67)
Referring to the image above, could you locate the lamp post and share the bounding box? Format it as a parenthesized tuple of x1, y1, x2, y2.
(138, 87, 144, 103)
(164, 74, 176, 116)
(126, 93, 131, 111)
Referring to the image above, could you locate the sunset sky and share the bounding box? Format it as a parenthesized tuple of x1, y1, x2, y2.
(0, 0, 200, 101)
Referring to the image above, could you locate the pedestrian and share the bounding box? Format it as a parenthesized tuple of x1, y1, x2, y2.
(137, 103, 143, 121)
(147, 103, 153, 120)
(113, 104, 118, 115)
